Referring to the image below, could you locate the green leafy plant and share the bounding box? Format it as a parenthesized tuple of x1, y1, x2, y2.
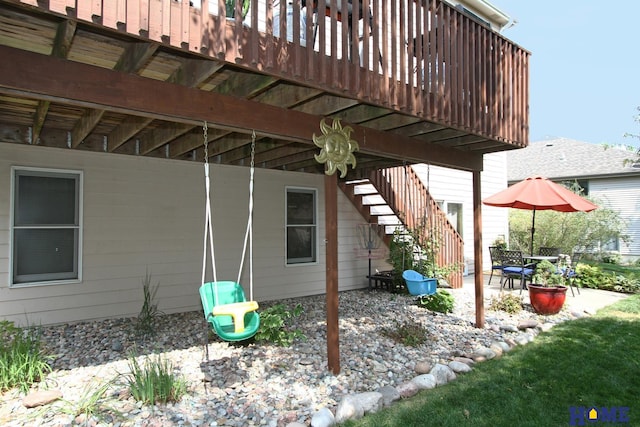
(488, 292, 523, 314)
(225, 0, 250, 18)
(531, 260, 565, 287)
(492, 235, 507, 250)
(122, 353, 187, 405)
(135, 270, 164, 336)
(0, 321, 52, 393)
(255, 303, 305, 346)
(576, 264, 640, 294)
(382, 319, 427, 347)
(417, 289, 454, 313)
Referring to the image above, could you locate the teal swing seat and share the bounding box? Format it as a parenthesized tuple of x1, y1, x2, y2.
(200, 281, 260, 342)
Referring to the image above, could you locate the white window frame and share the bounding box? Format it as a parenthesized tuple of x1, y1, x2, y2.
(285, 186, 318, 266)
(9, 166, 83, 287)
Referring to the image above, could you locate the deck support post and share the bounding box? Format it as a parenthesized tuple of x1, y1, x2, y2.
(472, 170, 485, 328)
(325, 173, 340, 374)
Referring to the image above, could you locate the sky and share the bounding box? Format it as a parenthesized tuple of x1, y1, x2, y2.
(493, 0, 639, 148)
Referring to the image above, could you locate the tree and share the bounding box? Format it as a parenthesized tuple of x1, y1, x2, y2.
(507, 184, 629, 258)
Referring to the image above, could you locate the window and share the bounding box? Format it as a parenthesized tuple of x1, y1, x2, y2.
(446, 202, 464, 237)
(10, 167, 82, 286)
(286, 187, 317, 265)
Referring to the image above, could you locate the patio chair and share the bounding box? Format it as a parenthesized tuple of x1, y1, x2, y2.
(538, 247, 560, 257)
(561, 252, 584, 296)
(500, 250, 535, 294)
(488, 246, 506, 287)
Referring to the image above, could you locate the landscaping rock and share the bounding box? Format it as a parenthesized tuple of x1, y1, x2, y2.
(499, 324, 519, 333)
(448, 360, 472, 373)
(334, 395, 363, 423)
(472, 346, 496, 360)
(310, 407, 335, 427)
(22, 390, 63, 408)
(396, 381, 420, 398)
(430, 363, 456, 385)
(376, 385, 401, 407)
(414, 360, 432, 374)
(334, 395, 364, 423)
(453, 356, 475, 366)
(518, 319, 539, 330)
(411, 373, 437, 389)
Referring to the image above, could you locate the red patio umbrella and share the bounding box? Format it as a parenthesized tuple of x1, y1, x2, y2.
(482, 175, 598, 255)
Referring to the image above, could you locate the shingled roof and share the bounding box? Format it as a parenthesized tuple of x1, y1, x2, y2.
(507, 138, 640, 183)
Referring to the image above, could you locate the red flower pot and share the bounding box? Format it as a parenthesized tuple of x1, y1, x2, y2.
(528, 284, 567, 315)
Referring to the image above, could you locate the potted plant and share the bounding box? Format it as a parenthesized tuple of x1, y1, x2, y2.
(528, 259, 567, 315)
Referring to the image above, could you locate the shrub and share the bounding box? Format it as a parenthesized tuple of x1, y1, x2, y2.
(0, 321, 52, 393)
(255, 303, 306, 346)
(382, 319, 427, 347)
(123, 354, 187, 404)
(417, 289, 454, 314)
(575, 264, 640, 294)
(488, 293, 523, 314)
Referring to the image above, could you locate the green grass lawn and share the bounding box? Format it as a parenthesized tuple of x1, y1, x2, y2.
(343, 295, 640, 427)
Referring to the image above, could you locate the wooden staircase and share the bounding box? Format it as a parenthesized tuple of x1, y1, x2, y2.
(339, 166, 464, 288)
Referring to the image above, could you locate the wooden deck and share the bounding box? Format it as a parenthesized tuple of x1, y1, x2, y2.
(0, 0, 529, 175)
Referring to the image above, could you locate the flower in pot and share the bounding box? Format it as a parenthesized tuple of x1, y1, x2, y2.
(529, 259, 567, 315)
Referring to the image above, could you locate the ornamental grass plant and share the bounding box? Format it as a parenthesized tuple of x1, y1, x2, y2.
(0, 320, 52, 393)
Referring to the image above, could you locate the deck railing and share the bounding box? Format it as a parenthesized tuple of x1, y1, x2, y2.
(26, 0, 529, 147)
(369, 166, 464, 288)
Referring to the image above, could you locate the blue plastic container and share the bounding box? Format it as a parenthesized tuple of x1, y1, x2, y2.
(402, 270, 437, 296)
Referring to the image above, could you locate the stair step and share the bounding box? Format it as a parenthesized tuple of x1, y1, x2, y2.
(352, 184, 377, 195)
(370, 205, 394, 215)
(362, 194, 385, 205)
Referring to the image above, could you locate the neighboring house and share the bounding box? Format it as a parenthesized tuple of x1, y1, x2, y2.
(0, 0, 528, 340)
(507, 138, 640, 262)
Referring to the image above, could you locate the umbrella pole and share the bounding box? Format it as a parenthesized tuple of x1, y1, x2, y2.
(530, 208, 536, 256)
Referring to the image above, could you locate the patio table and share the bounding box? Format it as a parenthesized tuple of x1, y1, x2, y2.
(523, 255, 558, 263)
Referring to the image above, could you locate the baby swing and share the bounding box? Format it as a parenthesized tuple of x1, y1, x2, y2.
(199, 123, 260, 342)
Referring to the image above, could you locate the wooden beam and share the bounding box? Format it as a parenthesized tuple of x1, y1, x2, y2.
(33, 19, 77, 144)
(139, 123, 193, 154)
(167, 58, 225, 86)
(472, 170, 484, 328)
(107, 116, 154, 152)
(325, 173, 340, 374)
(114, 42, 159, 73)
(0, 46, 483, 171)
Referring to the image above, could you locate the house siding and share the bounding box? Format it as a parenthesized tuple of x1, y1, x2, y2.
(411, 151, 508, 273)
(589, 177, 640, 258)
(0, 143, 373, 326)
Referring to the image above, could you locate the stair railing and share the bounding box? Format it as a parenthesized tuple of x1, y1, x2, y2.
(369, 165, 464, 288)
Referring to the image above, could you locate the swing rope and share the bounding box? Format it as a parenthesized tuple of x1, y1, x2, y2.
(202, 121, 218, 289)
(236, 131, 256, 300)
(201, 123, 256, 305)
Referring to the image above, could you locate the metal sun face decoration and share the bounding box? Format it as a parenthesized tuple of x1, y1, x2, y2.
(312, 118, 359, 178)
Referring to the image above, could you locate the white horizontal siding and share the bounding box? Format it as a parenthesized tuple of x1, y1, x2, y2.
(0, 143, 371, 326)
(589, 177, 640, 257)
(411, 151, 508, 273)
